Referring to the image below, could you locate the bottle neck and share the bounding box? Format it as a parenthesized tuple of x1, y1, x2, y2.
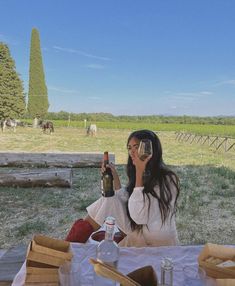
(104, 225, 114, 240)
(103, 152, 109, 165)
(103, 159, 109, 167)
(161, 258, 173, 270)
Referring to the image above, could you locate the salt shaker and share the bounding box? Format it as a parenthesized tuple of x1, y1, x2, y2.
(161, 257, 173, 286)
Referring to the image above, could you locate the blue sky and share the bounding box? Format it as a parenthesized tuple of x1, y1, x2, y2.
(0, 0, 235, 116)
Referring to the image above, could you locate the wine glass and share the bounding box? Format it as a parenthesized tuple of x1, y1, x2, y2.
(138, 139, 153, 161)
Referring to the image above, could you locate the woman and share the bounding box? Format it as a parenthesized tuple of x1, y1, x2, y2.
(66, 130, 180, 247)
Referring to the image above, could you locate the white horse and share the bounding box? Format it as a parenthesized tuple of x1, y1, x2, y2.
(1, 119, 18, 132)
(87, 124, 97, 136)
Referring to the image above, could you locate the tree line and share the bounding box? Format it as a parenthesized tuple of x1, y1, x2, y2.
(40, 111, 234, 125)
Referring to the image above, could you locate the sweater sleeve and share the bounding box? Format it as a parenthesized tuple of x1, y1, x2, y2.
(128, 187, 150, 224)
(115, 187, 129, 203)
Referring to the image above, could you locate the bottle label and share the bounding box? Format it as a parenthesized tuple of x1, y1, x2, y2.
(102, 173, 114, 197)
(102, 189, 115, 197)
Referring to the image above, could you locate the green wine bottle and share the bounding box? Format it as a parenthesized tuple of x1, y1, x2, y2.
(101, 151, 114, 197)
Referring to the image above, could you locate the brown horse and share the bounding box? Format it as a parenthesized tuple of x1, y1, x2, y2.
(39, 120, 54, 134)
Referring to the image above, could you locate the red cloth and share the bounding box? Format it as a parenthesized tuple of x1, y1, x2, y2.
(65, 219, 94, 243)
(91, 230, 125, 243)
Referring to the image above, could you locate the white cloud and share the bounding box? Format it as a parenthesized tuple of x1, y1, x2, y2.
(48, 86, 78, 94)
(170, 90, 213, 100)
(88, 96, 101, 100)
(53, 46, 111, 61)
(171, 95, 194, 101)
(84, 64, 105, 69)
(215, 79, 235, 86)
(200, 91, 213, 95)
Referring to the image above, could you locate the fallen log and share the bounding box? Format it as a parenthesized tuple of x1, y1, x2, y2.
(0, 152, 115, 168)
(0, 169, 72, 188)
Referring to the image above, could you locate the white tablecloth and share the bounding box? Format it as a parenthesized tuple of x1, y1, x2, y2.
(12, 244, 231, 286)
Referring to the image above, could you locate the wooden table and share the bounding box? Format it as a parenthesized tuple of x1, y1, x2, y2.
(11, 243, 235, 286)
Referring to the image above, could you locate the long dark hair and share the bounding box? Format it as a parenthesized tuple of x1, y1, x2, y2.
(126, 130, 180, 231)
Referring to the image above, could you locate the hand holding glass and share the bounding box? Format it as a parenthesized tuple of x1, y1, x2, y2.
(138, 139, 153, 161)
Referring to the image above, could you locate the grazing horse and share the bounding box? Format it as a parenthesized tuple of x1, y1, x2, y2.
(1, 119, 17, 132)
(87, 124, 97, 136)
(39, 120, 54, 134)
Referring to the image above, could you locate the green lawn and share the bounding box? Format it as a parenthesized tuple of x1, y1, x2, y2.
(0, 127, 234, 170)
(0, 127, 234, 248)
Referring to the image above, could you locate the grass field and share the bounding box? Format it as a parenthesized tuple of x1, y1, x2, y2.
(0, 126, 234, 248)
(0, 126, 234, 169)
(23, 119, 235, 137)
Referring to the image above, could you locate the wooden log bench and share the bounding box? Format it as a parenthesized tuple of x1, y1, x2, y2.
(0, 152, 115, 168)
(0, 169, 72, 188)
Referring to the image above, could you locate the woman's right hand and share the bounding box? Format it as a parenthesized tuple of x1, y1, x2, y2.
(132, 154, 152, 187)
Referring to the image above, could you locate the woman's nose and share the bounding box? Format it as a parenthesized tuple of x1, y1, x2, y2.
(130, 147, 137, 156)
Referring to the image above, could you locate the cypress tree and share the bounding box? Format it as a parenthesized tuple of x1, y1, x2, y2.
(0, 42, 25, 119)
(27, 28, 49, 120)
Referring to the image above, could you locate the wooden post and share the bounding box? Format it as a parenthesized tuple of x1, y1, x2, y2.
(67, 114, 71, 127)
(186, 134, 192, 142)
(210, 136, 218, 148)
(216, 137, 227, 151)
(202, 136, 209, 145)
(178, 133, 184, 141)
(33, 118, 38, 128)
(190, 134, 197, 144)
(175, 132, 180, 140)
(226, 142, 235, 152)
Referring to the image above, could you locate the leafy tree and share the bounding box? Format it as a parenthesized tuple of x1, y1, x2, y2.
(27, 28, 49, 120)
(0, 42, 25, 119)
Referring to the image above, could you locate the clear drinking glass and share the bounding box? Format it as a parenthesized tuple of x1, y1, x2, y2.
(183, 265, 206, 286)
(138, 139, 153, 161)
(138, 139, 153, 183)
(59, 261, 80, 286)
(161, 257, 173, 286)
